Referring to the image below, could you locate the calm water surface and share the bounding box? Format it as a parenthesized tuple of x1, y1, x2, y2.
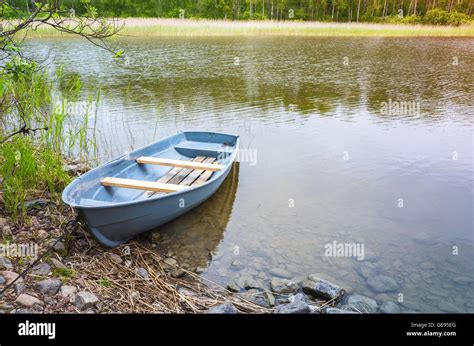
(30, 36, 473, 312)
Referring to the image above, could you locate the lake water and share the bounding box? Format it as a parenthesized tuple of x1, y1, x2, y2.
(29, 36, 473, 312)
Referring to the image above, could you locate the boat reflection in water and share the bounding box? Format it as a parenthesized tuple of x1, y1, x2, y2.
(151, 162, 240, 270)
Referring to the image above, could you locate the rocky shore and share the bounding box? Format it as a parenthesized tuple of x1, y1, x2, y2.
(0, 163, 406, 314)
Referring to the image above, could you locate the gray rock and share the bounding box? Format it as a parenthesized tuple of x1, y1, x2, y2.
(1, 270, 22, 284)
(324, 307, 359, 314)
(49, 258, 67, 270)
(269, 268, 293, 279)
(15, 282, 26, 295)
(207, 302, 238, 314)
(237, 275, 266, 290)
(60, 285, 77, 298)
(23, 199, 49, 210)
(380, 301, 402, 314)
(171, 269, 186, 278)
(346, 295, 378, 313)
(367, 275, 399, 293)
(53, 241, 65, 252)
(263, 292, 276, 306)
(36, 279, 61, 295)
(163, 258, 177, 266)
(0, 275, 5, 285)
(136, 267, 149, 279)
(74, 291, 99, 310)
(275, 294, 310, 314)
(0, 257, 13, 270)
(226, 280, 241, 292)
(302, 277, 345, 301)
(31, 262, 51, 276)
(270, 278, 298, 294)
(15, 294, 43, 307)
(106, 253, 123, 264)
(231, 260, 242, 267)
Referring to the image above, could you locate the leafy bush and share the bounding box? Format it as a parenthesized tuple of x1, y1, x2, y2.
(423, 9, 471, 26)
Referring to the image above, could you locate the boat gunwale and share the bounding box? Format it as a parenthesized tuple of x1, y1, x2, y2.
(61, 131, 239, 210)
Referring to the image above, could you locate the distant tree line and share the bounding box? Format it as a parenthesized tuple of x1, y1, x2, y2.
(4, 1, 473, 24)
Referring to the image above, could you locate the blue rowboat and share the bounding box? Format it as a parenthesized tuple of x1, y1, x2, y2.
(62, 131, 239, 247)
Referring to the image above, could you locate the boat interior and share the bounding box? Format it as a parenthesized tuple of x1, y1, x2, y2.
(64, 132, 238, 207)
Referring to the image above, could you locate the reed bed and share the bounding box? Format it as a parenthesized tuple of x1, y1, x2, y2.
(24, 18, 474, 37)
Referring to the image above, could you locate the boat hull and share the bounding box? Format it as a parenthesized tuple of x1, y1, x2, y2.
(62, 131, 239, 248)
(77, 163, 232, 247)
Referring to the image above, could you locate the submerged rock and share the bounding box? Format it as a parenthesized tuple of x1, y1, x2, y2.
(274, 294, 310, 314)
(269, 268, 293, 279)
(36, 279, 61, 295)
(270, 278, 298, 295)
(302, 276, 345, 301)
(263, 292, 276, 306)
(207, 302, 238, 314)
(346, 294, 378, 313)
(74, 291, 99, 310)
(323, 307, 359, 314)
(380, 301, 402, 314)
(367, 275, 399, 293)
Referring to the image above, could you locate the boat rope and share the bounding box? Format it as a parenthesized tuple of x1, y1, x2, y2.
(0, 218, 81, 298)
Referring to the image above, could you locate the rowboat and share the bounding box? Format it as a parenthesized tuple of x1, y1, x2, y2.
(62, 131, 239, 247)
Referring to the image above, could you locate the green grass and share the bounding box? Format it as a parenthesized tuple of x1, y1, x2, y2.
(22, 18, 474, 37)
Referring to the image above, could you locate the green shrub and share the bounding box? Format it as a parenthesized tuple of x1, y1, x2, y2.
(423, 9, 471, 26)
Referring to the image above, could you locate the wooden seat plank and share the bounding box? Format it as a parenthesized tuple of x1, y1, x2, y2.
(179, 157, 217, 186)
(137, 156, 223, 171)
(146, 156, 205, 198)
(190, 158, 220, 187)
(102, 177, 186, 193)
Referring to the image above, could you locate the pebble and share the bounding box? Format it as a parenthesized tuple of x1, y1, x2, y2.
(346, 294, 378, 313)
(270, 278, 298, 295)
(263, 292, 276, 306)
(15, 282, 26, 295)
(49, 258, 67, 270)
(302, 276, 345, 301)
(274, 294, 310, 314)
(136, 267, 149, 279)
(15, 294, 43, 307)
(268, 268, 293, 279)
(0, 257, 13, 270)
(171, 269, 186, 278)
(31, 262, 51, 276)
(60, 285, 78, 298)
(106, 253, 123, 265)
(74, 291, 99, 310)
(207, 302, 238, 314)
(324, 307, 359, 314)
(380, 301, 402, 314)
(1, 271, 22, 284)
(163, 258, 177, 266)
(53, 241, 65, 252)
(36, 279, 62, 295)
(367, 275, 399, 293)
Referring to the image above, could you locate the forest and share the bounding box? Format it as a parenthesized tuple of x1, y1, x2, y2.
(3, 0, 473, 24)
